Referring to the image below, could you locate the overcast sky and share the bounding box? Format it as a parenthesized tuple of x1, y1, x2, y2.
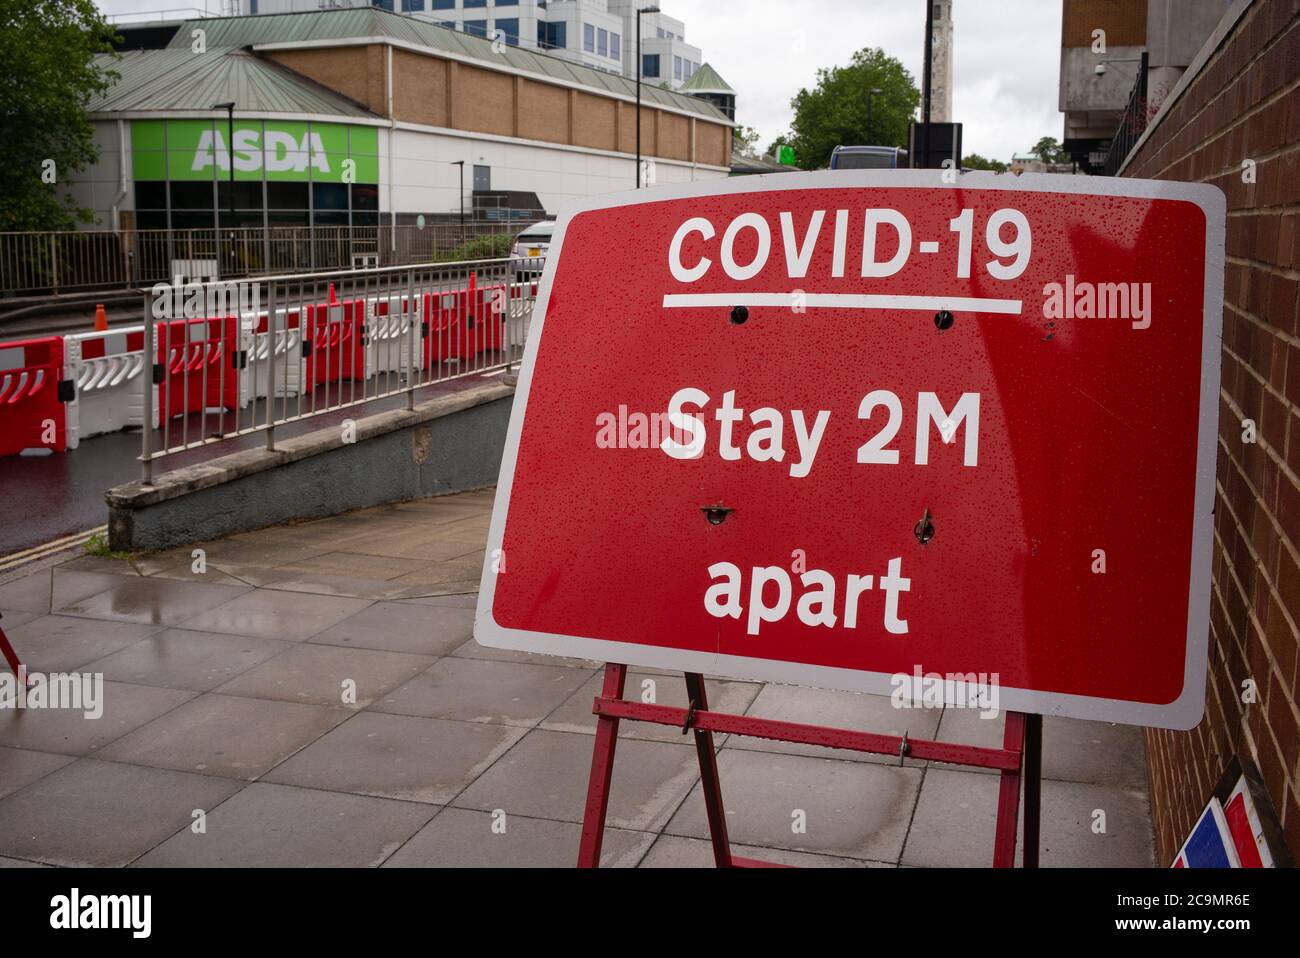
(96, 0, 1063, 162)
(671, 0, 1064, 161)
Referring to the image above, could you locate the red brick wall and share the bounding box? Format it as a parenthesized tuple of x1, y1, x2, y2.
(1120, 0, 1299, 866)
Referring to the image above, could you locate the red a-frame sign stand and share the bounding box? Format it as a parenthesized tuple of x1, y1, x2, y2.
(576, 663, 1042, 868)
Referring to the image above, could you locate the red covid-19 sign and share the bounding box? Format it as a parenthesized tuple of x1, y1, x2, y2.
(475, 171, 1225, 730)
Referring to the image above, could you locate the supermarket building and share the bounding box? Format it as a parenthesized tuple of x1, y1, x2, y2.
(74, 8, 734, 236)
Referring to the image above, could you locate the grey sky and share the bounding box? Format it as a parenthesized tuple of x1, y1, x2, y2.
(670, 0, 1064, 161)
(96, 0, 1064, 162)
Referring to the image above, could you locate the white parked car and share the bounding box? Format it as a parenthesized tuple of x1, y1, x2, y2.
(512, 220, 554, 282)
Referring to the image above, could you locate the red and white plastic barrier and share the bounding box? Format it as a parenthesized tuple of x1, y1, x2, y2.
(63, 328, 157, 448)
(0, 336, 71, 456)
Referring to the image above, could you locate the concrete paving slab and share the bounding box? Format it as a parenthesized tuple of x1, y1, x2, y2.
(0, 758, 243, 866)
(309, 600, 472, 656)
(383, 807, 653, 868)
(98, 692, 348, 779)
(900, 767, 1155, 867)
(264, 712, 526, 805)
(373, 657, 593, 727)
(2, 615, 161, 672)
(51, 569, 152, 611)
(449, 635, 600, 669)
(0, 856, 48, 867)
(338, 531, 485, 562)
(0, 570, 52, 614)
(933, 708, 1149, 787)
(0, 609, 41, 630)
(0, 682, 194, 756)
(55, 577, 252, 627)
(258, 573, 418, 600)
(147, 564, 252, 587)
(638, 834, 884, 868)
(275, 552, 435, 581)
(397, 593, 478, 609)
(133, 782, 434, 867)
(724, 683, 939, 765)
(541, 669, 762, 743)
(177, 589, 371, 641)
(0, 746, 75, 801)
(84, 629, 294, 692)
(396, 579, 481, 599)
(664, 749, 922, 862)
(215, 643, 434, 708)
(453, 729, 700, 832)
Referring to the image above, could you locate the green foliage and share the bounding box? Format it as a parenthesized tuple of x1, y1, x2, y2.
(1031, 136, 1070, 165)
(962, 153, 1008, 173)
(84, 532, 130, 560)
(777, 48, 920, 171)
(0, 0, 119, 231)
(732, 124, 762, 159)
(437, 231, 516, 263)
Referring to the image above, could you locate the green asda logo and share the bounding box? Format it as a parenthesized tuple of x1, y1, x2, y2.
(192, 128, 332, 175)
(132, 120, 378, 183)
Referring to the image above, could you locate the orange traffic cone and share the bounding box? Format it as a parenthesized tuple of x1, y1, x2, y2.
(94, 303, 108, 332)
(328, 282, 338, 306)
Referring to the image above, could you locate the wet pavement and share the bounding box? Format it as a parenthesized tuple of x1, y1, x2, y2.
(0, 489, 1156, 867)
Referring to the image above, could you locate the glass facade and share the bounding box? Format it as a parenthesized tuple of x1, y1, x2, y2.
(642, 53, 659, 78)
(130, 120, 379, 231)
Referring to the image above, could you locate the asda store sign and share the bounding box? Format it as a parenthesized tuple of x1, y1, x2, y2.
(132, 120, 379, 183)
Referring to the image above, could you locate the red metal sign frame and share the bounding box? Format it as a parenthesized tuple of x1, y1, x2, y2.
(576, 664, 1041, 868)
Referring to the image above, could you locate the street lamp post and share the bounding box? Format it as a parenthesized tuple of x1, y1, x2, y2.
(452, 160, 465, 244)
(866, 87, 883, 144)
(212, 101, 236, 273)
(635, 5, 661, 189)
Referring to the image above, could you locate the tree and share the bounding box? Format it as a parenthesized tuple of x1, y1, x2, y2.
(0, 0, 119, 231)
(1030, 136, 1070, 166)
(962, 153, 1008, 173)
(782, 48, 920, 170)
(732, 125, 762, 159)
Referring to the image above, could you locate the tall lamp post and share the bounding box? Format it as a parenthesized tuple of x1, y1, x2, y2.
(866, 87, 882, 144)
(635, 5, 661, 189)
(452, 160, 465, 244)
(212, 101, 236, 272)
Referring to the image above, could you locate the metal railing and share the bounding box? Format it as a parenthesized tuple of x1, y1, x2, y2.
(137, 256, 539, 482)
(1102, 51, 1150, 177)
(0, 221, 547, 297)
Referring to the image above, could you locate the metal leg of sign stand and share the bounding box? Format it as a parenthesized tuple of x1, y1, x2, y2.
(577, 664, 1042, 868)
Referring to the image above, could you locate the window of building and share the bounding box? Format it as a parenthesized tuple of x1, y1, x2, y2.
(673, 55, 682, 79)
(538, 21, 565, 49)
(597, 27, 607, 56)
(430, 0, 453, 8)
(496, 0, 518, 5)
(583, 23, 595, 52)
(400, 0, 422, 11)
(463, 0, 486, 7)
(372, 0, 393, 10)
(610, 33, 619, 58)
(463, 19, 488, 37)
(494, 18, 519, 44)
(642, 54, 659, 78)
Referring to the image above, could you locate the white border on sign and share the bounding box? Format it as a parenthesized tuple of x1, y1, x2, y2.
(474, 170, 1225, 732)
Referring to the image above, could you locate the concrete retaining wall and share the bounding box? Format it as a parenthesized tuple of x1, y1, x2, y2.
(106, 381, 514, 552)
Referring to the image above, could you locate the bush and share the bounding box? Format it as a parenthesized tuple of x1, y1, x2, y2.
(437, 232, 515, 263)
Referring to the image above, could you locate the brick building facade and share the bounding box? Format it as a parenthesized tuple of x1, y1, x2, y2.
(1118, 0, 1299, 865)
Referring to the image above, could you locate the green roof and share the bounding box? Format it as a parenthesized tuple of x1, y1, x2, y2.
(161, 9, 730, 123)
(88, 47, 378, 117)
(680, 62, 734, 95)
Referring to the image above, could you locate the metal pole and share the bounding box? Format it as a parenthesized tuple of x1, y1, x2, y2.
(635, 12, 642, 189)
(921, 0, 934, 168)
(226, 105, 235, 270)
(140, 290, 154, 484)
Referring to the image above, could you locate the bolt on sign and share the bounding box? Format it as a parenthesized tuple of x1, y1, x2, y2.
(476, 171, 1225, 730)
